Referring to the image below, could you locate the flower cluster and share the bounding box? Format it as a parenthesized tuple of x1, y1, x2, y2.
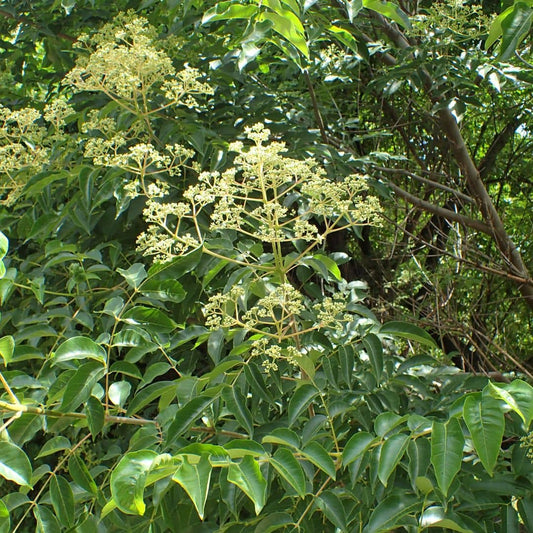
(135, 124, 381, 262)
(66, 14, 213, 108)
(0, 99, 73, 205)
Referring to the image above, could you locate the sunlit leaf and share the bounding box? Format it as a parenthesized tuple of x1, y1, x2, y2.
(227, 456, 267, 515)
(172, 454, 212, 520)
(52, 336, 106, 366)
(463, 394, 505, 475)
(431, 418, 464, 497)
(110, 450, 158, 515)
(0, 442, 32, 487)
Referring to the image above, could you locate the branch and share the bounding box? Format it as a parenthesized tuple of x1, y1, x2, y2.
(374, 166, 474, 203)
(0, 400, 156, 426)
(382, 179, 492, 235)
(365, 11, 533, 307)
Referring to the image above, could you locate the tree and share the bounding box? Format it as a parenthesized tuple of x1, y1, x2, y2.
(0, 1, 532, 531)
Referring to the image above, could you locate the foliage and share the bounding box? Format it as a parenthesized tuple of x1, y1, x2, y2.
(0, 1, 532, 532)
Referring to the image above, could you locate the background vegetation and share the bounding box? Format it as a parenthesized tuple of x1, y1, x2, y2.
(0, 0, 532, 531)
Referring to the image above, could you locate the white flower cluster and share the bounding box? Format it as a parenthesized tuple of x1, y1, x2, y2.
(66, 14, 213, 108)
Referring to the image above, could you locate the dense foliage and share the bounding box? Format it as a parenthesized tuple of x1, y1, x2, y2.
(0, 1, 532, 531)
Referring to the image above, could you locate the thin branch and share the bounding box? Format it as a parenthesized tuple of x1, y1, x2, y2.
(380, 179, 492, 235)
(0, 400, 156, 426)
(374, 166, 474, 203)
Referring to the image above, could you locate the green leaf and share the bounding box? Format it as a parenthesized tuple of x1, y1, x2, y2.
(50, 475, 74, 527)
(378, 433, 410, 486)
(0, 232, 8, 261)
(85, 395, 105, 437)
(140, 279, 186, 303)
(263, 428, 301, 449)
(262, 10, 309, 58)
(301, 441, 336, 479)
(0, 500, 9, 533)
(0, 336, 14, 366)
(225, 439, 266, 458)
(122, 306, 177, 333)
(222, 386, 254, 436)
(127, 381, 176, 416)
(493, 379, 533, 427)
(33, 505, 61, 533)
(345, 0, 363, 22)
(172, 454, 212, 520)
(419, 506, 473, 533)
(407, 437, 431, 490)
(68, 455, 97, 494)
(430, 418, 464, 497)
(61, 361, 105, 412)
(374, 412, 407, 437)
(52, 336, 106, 366)
(317, 490, 347, 531)
(117, 263, 147, 289)
(463, 394, 505, 475)
(244, 363, 275, 404)
(110, 450, 158, 515)
(0, 442, 32, 487)
(108, 381, 132, 407)
(36, 436, 71, 459)
(202, 1, 258, 23)
(365, 494, 419, 533)
(343, 432, 376, 466)
(380, 321, 436, 348)
(499, 2, 533, 60)
(363, 333, 383, 382)
(255, 512, 294, 533)
(363, 0, 411, 29)
(167, 395, 217, 445)
(227, 456, 267, 515)
(288, 384, 319, 427)
(270, 448, 306, 497)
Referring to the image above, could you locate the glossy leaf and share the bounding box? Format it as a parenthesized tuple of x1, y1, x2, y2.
(343, 432, 376, 466)
(52, 336, 106, 366)
(288, 384, 319, 427)
(492, 379, 533, 427)
(463, 394, 505, 475)
(68, 455, 98, 494)
(379, 321, 437, 348)
(222, 385, 254, 436)
(262, 428, 301, 449)
(301, 441, 336, 479)
(140, 279, 186, 302)
(0, 500, 9, 533)
(61, 361, 105, 412)
(317, 491, 347, 531)
(126, 381, 176, 416)
(499, 3, 533, 60)
(172, 454, 212, 520)
(365, 494, 419, 532)
(167, 395, 217, 445)
(431, 418, 464, 497)
(33, 505, 61, 533)
(270, 448, 306, 497)
(85, 395, 105, 437)
(0, 335, 14, 366)
(227, 456, 267, 515)
(363, 0, 411, 29)
(50, 475, 74, 527)
(117, 263, 147, 289)
(110, 450, 158, 515)
(378, 433, 410, 486)
(122, 306, 177, 333)
(0, 442, 32, 487)
(36, 436, 71, 459)
(363, 333, 383, 382)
